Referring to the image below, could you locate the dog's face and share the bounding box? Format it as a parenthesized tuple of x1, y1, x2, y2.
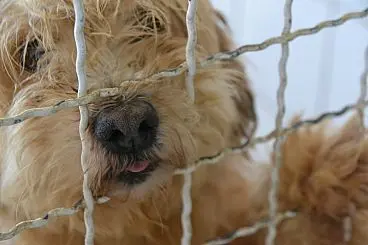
(0, 0, 256, 210)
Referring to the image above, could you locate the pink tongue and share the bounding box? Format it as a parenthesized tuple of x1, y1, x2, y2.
(126, 160, 150, 173)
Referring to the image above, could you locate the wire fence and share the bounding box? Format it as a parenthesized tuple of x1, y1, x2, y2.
(0, 0, 367, 245)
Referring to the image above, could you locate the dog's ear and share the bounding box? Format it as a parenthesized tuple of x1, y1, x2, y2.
(229, 61, 257, 142)
(235, 68, 257, 141)
(214, 10, 257, 142)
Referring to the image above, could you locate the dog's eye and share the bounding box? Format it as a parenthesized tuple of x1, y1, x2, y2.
(19, 39, 45, 72)
(129, 8, 166, 44)
(143, 14, 164, 33)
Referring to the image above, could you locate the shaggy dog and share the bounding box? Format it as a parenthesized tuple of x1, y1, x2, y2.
(0, 0, 368, 244)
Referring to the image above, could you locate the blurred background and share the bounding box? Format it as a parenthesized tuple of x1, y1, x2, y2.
(210, 0, 368, 160)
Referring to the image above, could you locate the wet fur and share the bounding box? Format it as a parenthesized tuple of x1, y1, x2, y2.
(0, 0, 368, 245)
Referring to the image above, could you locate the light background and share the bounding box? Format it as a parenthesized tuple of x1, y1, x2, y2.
(209, 0, 368, 159)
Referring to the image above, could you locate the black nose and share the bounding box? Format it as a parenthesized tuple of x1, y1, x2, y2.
(93, 100, 159, 153)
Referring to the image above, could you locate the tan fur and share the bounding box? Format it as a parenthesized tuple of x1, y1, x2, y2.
(0, 1, 368, 245)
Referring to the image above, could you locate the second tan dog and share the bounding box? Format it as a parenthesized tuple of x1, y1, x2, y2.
(0, 0, 368, 245)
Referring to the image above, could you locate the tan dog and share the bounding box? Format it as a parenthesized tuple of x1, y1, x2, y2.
(0, 0, 368, 244)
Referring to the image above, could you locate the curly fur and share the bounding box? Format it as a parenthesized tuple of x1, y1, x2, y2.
(0, 0, 367, 245)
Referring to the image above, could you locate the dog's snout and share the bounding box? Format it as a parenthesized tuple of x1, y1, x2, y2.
(93, 101, 159, 153)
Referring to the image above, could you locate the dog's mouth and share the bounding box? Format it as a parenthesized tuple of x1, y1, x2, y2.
(116, 157, 160, 186)
(125, 160, 151, 173)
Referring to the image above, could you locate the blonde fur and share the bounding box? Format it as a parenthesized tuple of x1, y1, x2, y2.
(0, 1, 368, 245)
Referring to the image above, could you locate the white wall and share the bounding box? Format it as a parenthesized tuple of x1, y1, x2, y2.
(210, 0, 368, 158)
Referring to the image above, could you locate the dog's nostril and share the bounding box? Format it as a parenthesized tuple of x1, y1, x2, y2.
(139, 120, 152, 133)
(93, 101, 159, 153)
(109, 130, 124, 142)
(138, 119, 156, 141)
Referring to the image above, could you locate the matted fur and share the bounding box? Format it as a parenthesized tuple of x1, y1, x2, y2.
(0, 0, 367, 245)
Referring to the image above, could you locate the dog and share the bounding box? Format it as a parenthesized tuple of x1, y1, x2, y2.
(0, 0, 368, 244)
